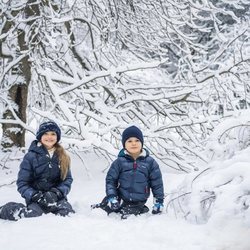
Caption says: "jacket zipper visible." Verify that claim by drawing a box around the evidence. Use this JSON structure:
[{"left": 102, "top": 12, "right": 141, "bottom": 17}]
[{"left": 130, "top": 160, "right": 137, "bottom": 201}]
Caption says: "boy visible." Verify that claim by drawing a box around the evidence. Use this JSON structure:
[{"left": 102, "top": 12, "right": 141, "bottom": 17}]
[{"left": 93, "top": 125, "right": 164, "bottom": 219}]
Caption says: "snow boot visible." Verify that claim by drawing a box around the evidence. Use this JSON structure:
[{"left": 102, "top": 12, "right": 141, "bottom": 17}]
[
  {"left": 91, "top": 196, "right": 114, "bottom": 215},
  {"left": 0, "top": 202, "right": 26, "bottom": 221}
]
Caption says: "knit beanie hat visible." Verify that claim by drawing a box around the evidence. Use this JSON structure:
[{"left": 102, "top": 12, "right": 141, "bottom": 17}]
[
  {"left": 36, "top": 121, "right": 61, "bottom": 142},
  {"left": 122, "top": 125, "right": 144, "bottom": 148}
]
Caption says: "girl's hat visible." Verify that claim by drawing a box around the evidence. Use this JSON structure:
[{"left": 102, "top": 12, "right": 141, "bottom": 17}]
[
  {"left": 122, "top": 125, "right": 144, "bottom": 148},
  {"left": 36, "top": 121, "right": 61, "bottom": 142}
]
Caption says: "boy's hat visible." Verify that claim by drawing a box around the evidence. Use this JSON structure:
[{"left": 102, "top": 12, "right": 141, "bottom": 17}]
[
  {"left": 122, "top": 125, "right": 144, "bottom": 148},
  {"left": 36, "top": 121, "right": 61, "bottom": 142}
]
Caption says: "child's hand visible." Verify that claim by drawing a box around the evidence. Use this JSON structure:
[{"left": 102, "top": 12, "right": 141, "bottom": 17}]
[
  {"left": 152, "top": 199, "right": 163, "bottom": 214},
  {"left": 108, "top": 196, "right": 120, "bottom": 211},
  {"left": 43, "top": 191, "right": 58, "bottom": 205},
  {"left": 31, "top": 191, "right": 44, "bottom": 203}
]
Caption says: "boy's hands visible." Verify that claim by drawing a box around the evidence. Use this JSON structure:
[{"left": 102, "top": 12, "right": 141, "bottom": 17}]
[
  {"left": 108, "top": 196, "right": 120, "bottom": 211},
  {"left": 152, "top": 199, "right": 164, "bottom": 214}
]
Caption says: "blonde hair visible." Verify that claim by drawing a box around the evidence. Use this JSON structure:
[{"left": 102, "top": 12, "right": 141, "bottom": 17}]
[{"left": 55, "top": 143, "right": 71, "bottom": 180}]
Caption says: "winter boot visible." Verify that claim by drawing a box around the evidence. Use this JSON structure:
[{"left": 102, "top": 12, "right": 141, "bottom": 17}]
[
  {"left": 0, "top": 202, "right": 26, "bottom": 221},
  {"left": 91, "top": 196, "right": 114, "bottom": 215}
]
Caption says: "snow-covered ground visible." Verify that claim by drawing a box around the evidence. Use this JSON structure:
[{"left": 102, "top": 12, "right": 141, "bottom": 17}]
[{"left": 0, "top": 148, "right": 250, "bottom": 250}]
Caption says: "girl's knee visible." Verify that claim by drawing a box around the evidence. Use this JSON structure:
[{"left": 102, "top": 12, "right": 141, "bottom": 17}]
[
  {"left": 25, "top": 202, "right": 44, "bottom": 217},
  {"left": 55, "top": 207, "right": 75, "bottom": 216},
  {"left": 54, "top": 200, "right": 75, "bottom": 216}
]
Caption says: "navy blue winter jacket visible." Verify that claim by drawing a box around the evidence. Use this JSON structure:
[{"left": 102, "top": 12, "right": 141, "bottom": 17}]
[
  {"left": 106, "top": 148, "right": 164, "bottom": 202},
  {"left": 17, "top": 140, "right": 73, "bottom": 203}
]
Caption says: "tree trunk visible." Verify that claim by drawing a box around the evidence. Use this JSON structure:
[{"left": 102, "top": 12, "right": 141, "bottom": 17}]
[
  {"left": 1, "top": 42, "right": 30, "bottom": 149},
  {"left": 0, "top": 2, "right": 36, "bottom": 149},
  {"left": 1, "top": 84, "right": 28, "bottom": 149}
]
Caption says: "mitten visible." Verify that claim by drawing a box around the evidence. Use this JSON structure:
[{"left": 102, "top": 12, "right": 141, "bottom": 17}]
[
  {"left": 31, "top": 191, "right": 44, "bottom": 203},
  {"left": 43, "top": 191, "right": 58, "bottom": 205},
  {"left": 108, "top": 196, "right": 120, "bottom": 212},
  {"left": 50, "top": 188, "right": 63, "bottom": 200},
  {"left": 152, "top": 199, "right": 164, "bottom": 214}
]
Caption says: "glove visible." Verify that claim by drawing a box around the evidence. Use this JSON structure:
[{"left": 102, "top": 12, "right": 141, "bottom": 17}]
[
  {"left": 50, "top": 188, "right": 63, "bottom": 200},
  {"left": 31, "top": 191, "right": 44, "bottom": 203},
  {"left": 31, "top": 191, "right": 48, "bottom": 208},
  {"left": 43, "top": 191, "right": 58, "bottom": 205},
  {"left": 152, "top": 199, "right": 164, "bottom": 214},
  {"left": 108, "top": 196, "right": 120, "bottom": 212}
]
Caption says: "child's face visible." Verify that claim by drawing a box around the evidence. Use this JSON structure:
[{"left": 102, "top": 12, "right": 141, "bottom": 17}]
[
  {"left": 125, "top": 137, "right": 142, "bottom": 158},
  {"left": 41, "top": 131, "right": 57, "bottom": 149}
]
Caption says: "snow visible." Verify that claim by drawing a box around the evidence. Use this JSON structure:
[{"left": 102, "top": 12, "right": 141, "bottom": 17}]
[{"left": 1, "top": 146, "right": 250, "bottom": 250}]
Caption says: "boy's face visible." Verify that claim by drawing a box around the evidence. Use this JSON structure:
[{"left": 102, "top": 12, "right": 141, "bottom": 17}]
[
  {"left": 41, "top": 131, "right": 57, "bottom": 149},
  {"left": 125, "top": 137, "right": 142, "bottom": 158}
]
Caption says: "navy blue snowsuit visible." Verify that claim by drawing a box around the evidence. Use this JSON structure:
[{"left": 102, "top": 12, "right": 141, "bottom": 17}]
[
  {"left": 0, "top": 141, "right": 74, "bottom": 221},
  {"left": 104, "top": 148, "right": 164, "bottom": 216},
  {"left": 17, "top": 140, "right": 72, "bottom": 203}
]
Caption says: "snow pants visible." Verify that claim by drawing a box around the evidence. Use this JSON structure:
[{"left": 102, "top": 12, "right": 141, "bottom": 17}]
[
  {"left": 92, "top": 196, "right": 149, "bottom": 219},
  {"left": 0, "top": 199, "right": 75, "bottom": 221}
]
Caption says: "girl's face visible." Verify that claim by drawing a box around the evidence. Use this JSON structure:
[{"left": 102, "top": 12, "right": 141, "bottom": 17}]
[
  {"left": 125, "top": 137, "right": 142, "bottom": 159},
  {"left": 40, "top": 131, "right": 57, "bottom": 149}
]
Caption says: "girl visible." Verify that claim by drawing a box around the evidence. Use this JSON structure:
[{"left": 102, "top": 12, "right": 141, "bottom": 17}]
[{"left": 0, "top": 121, "right": 74, "bottom": 220}]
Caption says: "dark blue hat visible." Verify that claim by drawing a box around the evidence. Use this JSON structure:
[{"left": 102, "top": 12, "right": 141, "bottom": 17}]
[
  {"left": 36, "top": 121, "right": 61, "bottom": 142},
  {"left": 122, "top": 125, "right": 144, "bottom": 148}
]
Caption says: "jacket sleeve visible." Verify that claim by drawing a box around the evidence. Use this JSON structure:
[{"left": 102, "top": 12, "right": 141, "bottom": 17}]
[
  {"left": 149, "top": 159, "right": 164, "bottom": 202},
  {"left": 105, "top": 159, "right": 120, "bottom": 198},
  {"left": 16, "top": 153, "right": 37, "bottom": 202},
  {"left": 56, "top": 168, "right": 73, "bottom": 197}
]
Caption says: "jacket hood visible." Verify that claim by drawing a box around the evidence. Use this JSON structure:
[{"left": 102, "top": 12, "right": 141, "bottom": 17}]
[
  {"left": 28, "top": 140, "right": 48, "bottom": 155},
  {"left": 118, "top": 148, "right": 149, "bottom": 159}
]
